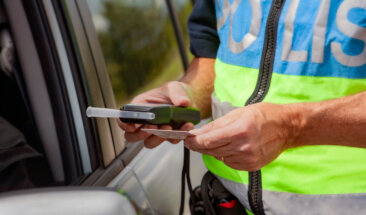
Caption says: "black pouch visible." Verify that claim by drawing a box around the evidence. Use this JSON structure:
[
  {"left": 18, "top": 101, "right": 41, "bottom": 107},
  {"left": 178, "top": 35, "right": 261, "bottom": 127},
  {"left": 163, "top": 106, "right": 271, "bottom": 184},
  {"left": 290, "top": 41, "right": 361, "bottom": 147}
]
[{"left": 190, "top": 171, "right": 248, "bottom": 215}]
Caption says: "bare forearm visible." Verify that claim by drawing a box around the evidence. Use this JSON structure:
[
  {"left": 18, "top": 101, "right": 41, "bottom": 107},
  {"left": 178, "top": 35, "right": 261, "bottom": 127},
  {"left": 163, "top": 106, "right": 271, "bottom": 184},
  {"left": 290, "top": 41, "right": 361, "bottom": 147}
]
[
  {"left": 180, "top": 57, "right": 215, "bottom": 118},
  {"left": 288, "top": 91, "right": 366, "bottom": 148}
]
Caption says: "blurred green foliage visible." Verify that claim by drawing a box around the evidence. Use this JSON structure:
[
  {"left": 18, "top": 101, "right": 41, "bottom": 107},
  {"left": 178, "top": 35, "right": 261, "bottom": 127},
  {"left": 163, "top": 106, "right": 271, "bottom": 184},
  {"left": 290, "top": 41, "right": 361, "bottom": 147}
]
[{"left": 96, "top": 0, "right": 192, "bottom": 105}]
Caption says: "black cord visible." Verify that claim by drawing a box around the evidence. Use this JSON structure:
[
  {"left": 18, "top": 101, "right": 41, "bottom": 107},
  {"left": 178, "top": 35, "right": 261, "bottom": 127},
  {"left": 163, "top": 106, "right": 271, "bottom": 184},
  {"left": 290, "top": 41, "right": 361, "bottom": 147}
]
[
  {"left": 185, "top": 148, "right": 195, "bottom": 202},
  {"left": 179, "top": 151, "right": 186, "bottom": 215},
  {"left": 179, "top": 148, "right": 196, "bottom": 215},
  {"left": 165, "top": 0, "right": 196, "bottom": 214},
  {"left": 179, "top": 147, "right": 196, "bottom": 215}
]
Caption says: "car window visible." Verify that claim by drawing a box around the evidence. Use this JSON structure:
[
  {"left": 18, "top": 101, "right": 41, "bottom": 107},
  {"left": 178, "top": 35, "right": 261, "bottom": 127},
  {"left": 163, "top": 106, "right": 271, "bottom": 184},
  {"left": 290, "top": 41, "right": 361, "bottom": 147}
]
[
  {"left": 86, "top": 0, "right": 193, "bottom": 107},
  {"left": 0, "top": 2, "right": 61, "bottom": 189}
]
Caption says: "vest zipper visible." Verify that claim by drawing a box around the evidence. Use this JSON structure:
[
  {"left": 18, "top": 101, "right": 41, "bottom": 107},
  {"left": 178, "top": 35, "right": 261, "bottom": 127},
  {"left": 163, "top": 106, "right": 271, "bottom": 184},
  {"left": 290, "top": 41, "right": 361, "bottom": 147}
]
[{"left": 244, "top": 0, "right": 286, "bottom": 214}]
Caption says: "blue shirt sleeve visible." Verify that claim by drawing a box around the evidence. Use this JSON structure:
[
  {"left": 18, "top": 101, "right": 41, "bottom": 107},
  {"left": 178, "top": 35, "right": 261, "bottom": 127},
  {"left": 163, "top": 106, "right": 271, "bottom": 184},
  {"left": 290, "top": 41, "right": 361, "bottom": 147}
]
[{"left": 188, "top": 0, "right": 219, "bottom": 58}]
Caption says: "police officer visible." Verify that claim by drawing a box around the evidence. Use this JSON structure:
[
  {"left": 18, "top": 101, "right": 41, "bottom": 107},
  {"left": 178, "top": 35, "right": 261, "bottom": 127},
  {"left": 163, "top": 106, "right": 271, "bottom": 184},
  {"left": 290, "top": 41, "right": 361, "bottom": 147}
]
[{"left": 119, "top": 0, "right": 366, "bottom": 214}]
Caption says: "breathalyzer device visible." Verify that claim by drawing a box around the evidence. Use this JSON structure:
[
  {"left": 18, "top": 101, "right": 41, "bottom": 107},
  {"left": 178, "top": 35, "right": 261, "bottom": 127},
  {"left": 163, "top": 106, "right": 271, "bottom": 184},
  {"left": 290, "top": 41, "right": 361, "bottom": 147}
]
[{"left": 86, "top": 104, "right": 201, "bottom": 128}]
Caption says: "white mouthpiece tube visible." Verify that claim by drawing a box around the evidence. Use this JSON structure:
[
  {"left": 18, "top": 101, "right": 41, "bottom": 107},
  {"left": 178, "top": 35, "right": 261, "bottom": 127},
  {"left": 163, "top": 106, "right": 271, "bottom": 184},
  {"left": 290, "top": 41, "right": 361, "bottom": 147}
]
[
  {"left": 86, "top": 107, "right": 155, "bottom": 120},
  {"left": 86, "top": 107, "right": 122, "bottom": 118}
]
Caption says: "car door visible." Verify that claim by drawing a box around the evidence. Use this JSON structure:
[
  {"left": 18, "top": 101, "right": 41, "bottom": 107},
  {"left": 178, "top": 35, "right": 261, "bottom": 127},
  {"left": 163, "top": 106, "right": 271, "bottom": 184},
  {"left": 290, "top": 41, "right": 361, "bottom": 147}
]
[
  {"left": 0, "top": 0, "right": 206, "bottom": 214},
  {"left": 0, "top": 0, "right": 134, "bottom": 213},
  {"left": 0, "top": 0, "right": 124, "bottom": 201}
]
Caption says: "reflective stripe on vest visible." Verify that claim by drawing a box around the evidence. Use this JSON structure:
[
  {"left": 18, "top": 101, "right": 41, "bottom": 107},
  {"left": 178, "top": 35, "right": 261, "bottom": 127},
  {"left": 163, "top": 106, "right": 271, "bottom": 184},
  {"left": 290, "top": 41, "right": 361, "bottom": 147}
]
[
  {"left": 208, "top": 93, "right": 366, "bottom": 214},
  {"left": 217, "top": 175, "right": 366, "bottom": 215}
]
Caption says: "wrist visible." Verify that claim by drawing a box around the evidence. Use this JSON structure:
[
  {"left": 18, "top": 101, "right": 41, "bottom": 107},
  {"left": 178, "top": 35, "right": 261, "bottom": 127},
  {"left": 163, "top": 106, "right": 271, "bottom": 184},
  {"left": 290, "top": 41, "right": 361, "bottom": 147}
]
[
  {"left": 178, "top": 81, "right": 213, "bottom": 119},
  {"left": 179, "top": 57, "right": 215, "bottom": 118},
  {"left": 282, "top": 103, "right": 310, "bottom": 148}
]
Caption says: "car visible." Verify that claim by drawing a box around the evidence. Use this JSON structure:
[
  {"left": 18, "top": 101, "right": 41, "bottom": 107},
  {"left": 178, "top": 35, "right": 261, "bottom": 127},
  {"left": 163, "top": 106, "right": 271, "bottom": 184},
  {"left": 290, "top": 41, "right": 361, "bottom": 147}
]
[{"left": 0, "top": 0, "right": 206, "bottom": 214}]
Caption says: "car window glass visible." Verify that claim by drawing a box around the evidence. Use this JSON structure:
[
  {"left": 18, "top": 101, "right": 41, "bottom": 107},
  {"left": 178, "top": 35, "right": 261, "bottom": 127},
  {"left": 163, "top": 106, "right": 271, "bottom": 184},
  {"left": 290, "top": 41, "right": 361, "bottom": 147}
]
[{"left": 86, "top": 0, "right": 193, "bottom": 107}]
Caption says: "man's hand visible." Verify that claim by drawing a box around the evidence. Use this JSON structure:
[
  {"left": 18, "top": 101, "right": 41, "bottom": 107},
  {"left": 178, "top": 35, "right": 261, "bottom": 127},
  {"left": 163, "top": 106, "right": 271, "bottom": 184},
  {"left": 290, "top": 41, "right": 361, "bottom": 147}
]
[
  {"left": 118, "top": 57, "right": 215, "bottom": 149},
  {"left": 185, "top": 103, "right": 300, "bottom": 171},
  {"left": 185, "top": 90, "right": 366, "bottom": 171},
  {"left": 118, "top": 81, "right": 195, "bottom": 148}
]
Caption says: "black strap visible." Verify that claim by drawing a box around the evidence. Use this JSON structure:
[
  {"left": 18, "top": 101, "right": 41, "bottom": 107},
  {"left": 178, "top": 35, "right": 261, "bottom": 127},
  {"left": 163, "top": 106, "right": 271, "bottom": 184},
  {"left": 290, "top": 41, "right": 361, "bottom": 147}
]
[
  {"left": 179, "top": 148, "right": 187, "bottom": 215},
  {"left": 200, "top": 171, "right": 248, "bottom": 215},
  {"left": 179, "top": 147, "right": 196, "bottom": 215},
  {"left": 200, "top": 172, "right": 217, "bottom": 215}
]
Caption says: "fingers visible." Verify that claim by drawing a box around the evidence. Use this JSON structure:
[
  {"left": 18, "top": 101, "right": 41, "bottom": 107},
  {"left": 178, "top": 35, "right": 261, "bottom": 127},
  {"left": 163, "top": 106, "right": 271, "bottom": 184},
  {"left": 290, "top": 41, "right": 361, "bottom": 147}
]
[
  {"left": 132, "top": 81, "right": 190, "bottom": 106},
  {"left": 124, "top": 124, "right": 157, "bottom": 143},
  {"left": 188, "top": 142, "right": 232, "bottom": 157},
  {"left": 117, "top": 119, "right": 139, "bottom": 132},
  {"left": 132, "top": 90, "right": 169, "bottom": 104},
  {"left": 185, "top": 125, "right": 233, "bottom": 151},
  {"left": 169, "top": 122, "right": 195, "bottom": 144},
  {"left": 181, "top": 122, "right": 195, "bottom": 132},
  {"left": 144, "top": 125, "right": 172, "bottom": 148},
  {"left": 185, "top": 111, "right": 246, "bottom": 151},
  {"left": 122, "top": 121, "right": 195, "bottom": 148},
  {"left": 124, "top": 123, "right": 188, "bottom": 148},
  {"left": 144, "top": 135, "right": 165, "bottom": 148},
  {"left": 117, "top": 80, "right": 193, "bottom": 148},
  {"left": 190, "top": 114, "right": 234, "bottom": 136},
  {"left": 167, "top": 82, "right": 190, "bottom": 107}
]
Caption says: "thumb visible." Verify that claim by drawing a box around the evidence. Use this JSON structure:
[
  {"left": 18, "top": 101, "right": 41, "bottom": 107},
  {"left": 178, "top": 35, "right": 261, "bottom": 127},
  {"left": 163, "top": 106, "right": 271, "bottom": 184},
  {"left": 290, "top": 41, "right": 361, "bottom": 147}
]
[{"left": 167, "top": 82, "right": 191, "bottom": 107}]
